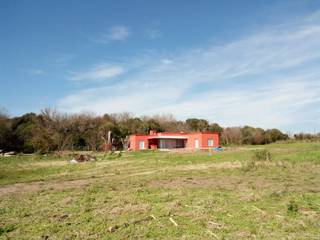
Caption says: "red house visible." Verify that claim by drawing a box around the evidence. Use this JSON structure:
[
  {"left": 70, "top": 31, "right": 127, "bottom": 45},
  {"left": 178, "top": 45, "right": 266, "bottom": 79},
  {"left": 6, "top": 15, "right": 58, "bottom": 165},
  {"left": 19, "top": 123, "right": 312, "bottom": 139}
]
[{"left": 128, "top": 130, "right": 219, "bottom": 150}]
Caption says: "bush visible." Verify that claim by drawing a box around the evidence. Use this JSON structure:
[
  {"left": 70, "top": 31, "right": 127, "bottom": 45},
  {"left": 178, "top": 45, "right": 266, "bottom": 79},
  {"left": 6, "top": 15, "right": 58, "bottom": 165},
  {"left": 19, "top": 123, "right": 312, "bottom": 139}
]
[
  {"left": 242, "top": 149, "right": 272, "bottom": 171},
  {"left": 0, "top": 224, "right": 15, "bottom": 235},
  {"left": 253, "top": 149, "right": 272, "bottom": 161},
  {"left": 287, "top": 200, "right": 299, "bottom": 214}
]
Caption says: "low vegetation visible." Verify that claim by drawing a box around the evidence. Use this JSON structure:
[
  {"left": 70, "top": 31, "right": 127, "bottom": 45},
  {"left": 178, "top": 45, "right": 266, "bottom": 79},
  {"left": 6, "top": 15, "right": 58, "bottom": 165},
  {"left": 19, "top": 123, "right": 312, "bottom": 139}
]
[{"left": 0, "top": 142, "right": 319, "bottom": 239}]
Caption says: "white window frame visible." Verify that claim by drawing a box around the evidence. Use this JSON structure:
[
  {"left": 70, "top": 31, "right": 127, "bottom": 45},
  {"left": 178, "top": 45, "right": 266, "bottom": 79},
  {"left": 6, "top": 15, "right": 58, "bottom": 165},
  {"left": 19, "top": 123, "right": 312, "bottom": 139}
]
[
  {"left": 207, "top": 138, "right": 214, "bottom": 147},
  {"left": 139, "top": 140, "right": 145, "bottom": 150}
]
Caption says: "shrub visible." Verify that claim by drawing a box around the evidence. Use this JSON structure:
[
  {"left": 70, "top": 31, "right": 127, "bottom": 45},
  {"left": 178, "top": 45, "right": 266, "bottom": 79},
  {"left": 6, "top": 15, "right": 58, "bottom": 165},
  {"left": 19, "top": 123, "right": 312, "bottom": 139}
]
[
  {"left": 253, "top": 149, "right": 272, "bottom": 161},
  {"left": 287, "top": 200, "right": 299, "bottom": 214},
  {"left": 243, "top": 149, "right": 273, "bottom": 171},
  {"left": 0, "top": 225, "right": 15, "bottom": 235}
]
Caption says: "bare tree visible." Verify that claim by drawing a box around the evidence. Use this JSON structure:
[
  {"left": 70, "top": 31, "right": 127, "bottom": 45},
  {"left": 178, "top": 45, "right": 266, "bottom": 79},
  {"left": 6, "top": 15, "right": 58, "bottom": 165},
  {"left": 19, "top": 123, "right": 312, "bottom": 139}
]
[{"left": 35, "top": 108, "right": 74, "bottom": 154}]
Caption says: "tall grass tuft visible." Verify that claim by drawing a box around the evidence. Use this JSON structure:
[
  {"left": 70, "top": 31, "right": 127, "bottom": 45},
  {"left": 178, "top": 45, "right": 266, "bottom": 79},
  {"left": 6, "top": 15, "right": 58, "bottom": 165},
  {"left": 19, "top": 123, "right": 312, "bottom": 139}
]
[
  {"left": 243, "top": 149, "right": 272, "bottom": 171},
  {"left": 287, "top": 200, "right": 299, "bottom": 214},
  {"left": 253, "top": 149, "right": 272, "bottom": 161}
]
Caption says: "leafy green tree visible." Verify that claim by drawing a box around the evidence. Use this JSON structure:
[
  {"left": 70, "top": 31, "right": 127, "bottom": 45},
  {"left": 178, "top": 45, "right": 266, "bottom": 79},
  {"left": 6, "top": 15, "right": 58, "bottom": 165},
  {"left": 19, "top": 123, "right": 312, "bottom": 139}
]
[
  {"left": 241, "top": 126, "right": 255, "bottom": 144},
  {"left": 265, "top": 129, "right": 288, "bottom": 143},
  {"left": 208, "top": 123, "right": 223, "bottom": 134},
  {"left": 139, "top": 119, "right": 163, "bottom": 134},
  {"left": 11, "top": 113, "right": 37, "bottom": 153},
  {"left": 122, "top": 117, "right": 143, "bottom": 134},
  {"left": 186, "top": 118, "right": 209, "bottom": 131},
  {"left": 0, "top": 109, "right": 12, "bottom": 151}
]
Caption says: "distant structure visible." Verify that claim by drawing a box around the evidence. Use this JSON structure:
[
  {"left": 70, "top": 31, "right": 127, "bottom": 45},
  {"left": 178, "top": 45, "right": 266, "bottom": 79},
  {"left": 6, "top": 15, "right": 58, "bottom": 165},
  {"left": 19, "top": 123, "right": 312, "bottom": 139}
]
[{"left": 128, "top": 130, "right": 219, "bottom": 150}]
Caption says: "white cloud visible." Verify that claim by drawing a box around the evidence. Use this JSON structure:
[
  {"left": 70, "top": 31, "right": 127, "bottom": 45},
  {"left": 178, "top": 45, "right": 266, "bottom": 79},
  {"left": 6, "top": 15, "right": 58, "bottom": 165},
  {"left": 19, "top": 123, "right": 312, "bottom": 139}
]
[
  {"left": 69, "top": 64, "right": 124, "bottom": 81},
  {"left": 152, "top": 76, "right": 320, "bottom": 128},
  {"left": 96, "top": 25, "right": 130, "bottom": 43},
  {"left": 59, "top": 12, "right": 320, "bottom": 132}
]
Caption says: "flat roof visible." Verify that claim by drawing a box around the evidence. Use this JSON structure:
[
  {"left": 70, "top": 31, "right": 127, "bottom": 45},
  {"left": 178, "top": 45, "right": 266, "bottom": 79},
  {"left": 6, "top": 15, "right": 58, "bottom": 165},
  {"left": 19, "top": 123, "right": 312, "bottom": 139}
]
[
  {"left": 130, "top": 131, "right": 219, "bottom": 137},
  {"left": 148, "top": 136, "right": 188, "bottom": 139}
]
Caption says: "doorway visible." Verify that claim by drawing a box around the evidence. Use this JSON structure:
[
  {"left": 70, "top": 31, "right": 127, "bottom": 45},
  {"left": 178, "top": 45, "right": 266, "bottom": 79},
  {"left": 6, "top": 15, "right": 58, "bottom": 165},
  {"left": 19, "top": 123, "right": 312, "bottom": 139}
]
[{"left": 194, "top": 139, "right": 199, "bottom": 149}]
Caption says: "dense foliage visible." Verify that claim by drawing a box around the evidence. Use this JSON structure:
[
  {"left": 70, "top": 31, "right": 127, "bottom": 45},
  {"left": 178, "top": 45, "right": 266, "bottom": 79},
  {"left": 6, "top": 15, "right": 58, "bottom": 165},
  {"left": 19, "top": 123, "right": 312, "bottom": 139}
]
[{"left": 0, "top": 108, "right": 291, "bottom": 153}]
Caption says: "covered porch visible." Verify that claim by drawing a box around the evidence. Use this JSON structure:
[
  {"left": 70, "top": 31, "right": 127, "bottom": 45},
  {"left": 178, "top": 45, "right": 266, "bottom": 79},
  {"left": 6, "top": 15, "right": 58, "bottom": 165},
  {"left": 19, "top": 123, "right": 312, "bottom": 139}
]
[{"left": 148, "top": 136, "right": 187, "bottom": 149}]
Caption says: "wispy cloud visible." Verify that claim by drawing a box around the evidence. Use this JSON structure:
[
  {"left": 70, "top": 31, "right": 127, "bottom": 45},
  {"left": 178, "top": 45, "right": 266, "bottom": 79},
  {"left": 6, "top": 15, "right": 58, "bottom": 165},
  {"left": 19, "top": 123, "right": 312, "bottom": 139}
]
[
  {"left": 95, "top": 25, "right": 130, "bottom": 43},
  {"left": 29, "top": 69, "right": 45, "bottom": 75},
  {"left": 145, "top": 28, "right": 162, "bottom": 39},
  {"left": 59, "top": 12, "right": 320, "bottom": 132},
  {"left": 53, "top": 53, "right": 76, "bottom": 66},
  {"left": 69, "top": 64, "right": 124, "bottom": 81}
]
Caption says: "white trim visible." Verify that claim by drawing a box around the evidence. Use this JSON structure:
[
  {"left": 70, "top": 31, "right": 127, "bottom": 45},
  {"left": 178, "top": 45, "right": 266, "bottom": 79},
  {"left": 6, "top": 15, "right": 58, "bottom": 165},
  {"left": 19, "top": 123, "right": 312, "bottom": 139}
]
[{"left": 149, "top": 136, "right": 187, "bottom": 139}]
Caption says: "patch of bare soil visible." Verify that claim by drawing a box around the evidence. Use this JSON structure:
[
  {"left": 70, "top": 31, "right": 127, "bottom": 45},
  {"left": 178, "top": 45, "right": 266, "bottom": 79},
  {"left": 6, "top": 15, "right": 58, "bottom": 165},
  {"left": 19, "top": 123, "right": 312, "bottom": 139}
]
[{"left": 0, "top": 178, "right": 95, "bottom": 197}]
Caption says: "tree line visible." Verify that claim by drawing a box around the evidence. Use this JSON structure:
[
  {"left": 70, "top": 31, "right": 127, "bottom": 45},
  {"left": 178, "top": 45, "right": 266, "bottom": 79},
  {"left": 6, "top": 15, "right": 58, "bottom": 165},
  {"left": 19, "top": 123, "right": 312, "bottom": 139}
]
[{"left": 0, "top": 108, "right": 291, "bottom": 153}]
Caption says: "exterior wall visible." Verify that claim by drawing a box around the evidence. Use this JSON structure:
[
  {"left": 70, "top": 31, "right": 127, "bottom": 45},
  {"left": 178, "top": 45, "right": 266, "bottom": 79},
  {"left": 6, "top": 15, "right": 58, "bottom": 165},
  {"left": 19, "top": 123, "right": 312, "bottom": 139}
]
[
  {"left": 184, "top": 132, "right": 220, "bottom": 149},
  {"left": 200, "top": 132, "right": 219, "bottom": 148},
  {"left": 129, "top": 135, "right": 149, "bottom": 150},
  {"left": 186, "top": 133, "right": 202, "bottom": 149},
  {"left": 129, "top": 131, "right": 219, "bottom": 151}
]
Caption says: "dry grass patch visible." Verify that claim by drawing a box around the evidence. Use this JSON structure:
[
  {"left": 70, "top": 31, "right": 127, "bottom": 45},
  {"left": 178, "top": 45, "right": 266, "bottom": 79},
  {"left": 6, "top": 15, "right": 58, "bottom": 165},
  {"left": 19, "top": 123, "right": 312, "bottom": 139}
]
[
  {"left": 0, "top": 178, "right": 96, "bottom": 197},
  {"left": 174, "top": 161, "right": 242, "bottom": 171}
]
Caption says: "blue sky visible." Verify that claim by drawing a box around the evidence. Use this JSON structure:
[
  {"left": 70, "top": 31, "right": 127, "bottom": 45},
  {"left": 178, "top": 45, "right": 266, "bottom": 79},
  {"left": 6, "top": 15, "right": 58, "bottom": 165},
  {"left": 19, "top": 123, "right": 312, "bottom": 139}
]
[{"left": 1, "top": 0, "right": 320, "bottom": 133}]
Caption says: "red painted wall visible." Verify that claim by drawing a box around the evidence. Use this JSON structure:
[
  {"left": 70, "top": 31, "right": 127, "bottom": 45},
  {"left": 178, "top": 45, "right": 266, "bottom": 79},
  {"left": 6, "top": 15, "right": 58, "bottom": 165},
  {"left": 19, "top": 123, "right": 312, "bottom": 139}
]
[
  {"left": 186, "top": 133, "right": 201, "bottom": 148},
  {"left": 129, "top": 135, "right": 149, "bottom": 150},
  {"left": 200, "top": 132, "right": 219, "bottom": 148},
  {"left": 186, "top": 132, "right": 219, "bottom": 149},
  {"left": 129, "top": 131, "right": 219, "bottom": 150}
]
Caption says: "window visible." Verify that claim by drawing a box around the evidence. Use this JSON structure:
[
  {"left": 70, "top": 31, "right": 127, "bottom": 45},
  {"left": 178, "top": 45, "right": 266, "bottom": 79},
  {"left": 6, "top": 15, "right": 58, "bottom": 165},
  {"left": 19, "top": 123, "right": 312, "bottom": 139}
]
[
  {"left": 207, "top": 139, "right": 214, "bottom": 147},
  {"left": 139, "top": 140, "right": 145, "bottom": 150},
  {"left": 159, "top": 139, "right": 165, "bottom": 149}
]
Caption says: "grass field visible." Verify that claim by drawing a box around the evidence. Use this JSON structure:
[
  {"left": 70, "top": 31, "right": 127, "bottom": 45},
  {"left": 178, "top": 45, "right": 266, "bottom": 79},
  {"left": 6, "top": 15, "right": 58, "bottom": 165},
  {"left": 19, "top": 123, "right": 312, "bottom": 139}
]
[{"left": 0, "top": 142, "right": 319, "bottom": 239}]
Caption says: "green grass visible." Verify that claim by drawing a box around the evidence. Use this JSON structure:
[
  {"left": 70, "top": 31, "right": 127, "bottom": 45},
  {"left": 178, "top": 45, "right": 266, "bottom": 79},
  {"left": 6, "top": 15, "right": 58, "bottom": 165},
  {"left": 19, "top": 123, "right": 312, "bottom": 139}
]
[{"left": 0, "top": 142, "right": 319, "bottom": 239}]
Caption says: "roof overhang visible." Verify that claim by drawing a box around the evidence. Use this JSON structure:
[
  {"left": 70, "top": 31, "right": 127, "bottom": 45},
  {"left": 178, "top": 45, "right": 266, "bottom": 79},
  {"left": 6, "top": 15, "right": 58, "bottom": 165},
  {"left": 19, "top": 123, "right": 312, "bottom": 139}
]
[{"left": 148, "top": 136, "right": 188, "bottom": 139}]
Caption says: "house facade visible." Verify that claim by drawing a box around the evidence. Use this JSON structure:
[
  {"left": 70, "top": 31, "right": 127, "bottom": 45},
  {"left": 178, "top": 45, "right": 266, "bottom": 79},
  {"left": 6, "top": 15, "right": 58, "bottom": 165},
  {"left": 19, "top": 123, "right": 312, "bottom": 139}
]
[{"left": 128, "top": 130, "right": 219, "bottom": 150}]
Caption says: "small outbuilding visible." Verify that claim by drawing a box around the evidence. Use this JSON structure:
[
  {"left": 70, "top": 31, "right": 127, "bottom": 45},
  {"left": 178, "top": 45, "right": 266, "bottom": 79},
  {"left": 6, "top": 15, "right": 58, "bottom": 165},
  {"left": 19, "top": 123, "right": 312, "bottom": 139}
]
[{"left": 128, "top": 130, "right": 219, "bottom": 150}]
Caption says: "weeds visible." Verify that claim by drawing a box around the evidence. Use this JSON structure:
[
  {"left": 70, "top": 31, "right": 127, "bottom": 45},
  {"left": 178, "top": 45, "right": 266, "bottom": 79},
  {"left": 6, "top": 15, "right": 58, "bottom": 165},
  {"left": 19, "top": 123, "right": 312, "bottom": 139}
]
[
  {"left": 243, "top": 149, "right": 272, "bottom": 170},
  {"left": 253, "top": 149, "right": 272, "bottom": 161},
  {"left": 100, "top": 150, "right": 122, "bottom": 160},
  {"left": 0, "top": 225, "right": 15, "bottom": 235},
  {"left": 287, "top": 200, "right": 299, "bottom": 214}
]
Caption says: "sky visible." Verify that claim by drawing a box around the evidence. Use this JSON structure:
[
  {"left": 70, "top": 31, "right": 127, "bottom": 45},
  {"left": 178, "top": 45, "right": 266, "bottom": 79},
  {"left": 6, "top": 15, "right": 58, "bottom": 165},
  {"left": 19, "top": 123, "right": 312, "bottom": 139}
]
[{"left": 1, "top": 0, "right": 320, "bottom": 133}]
